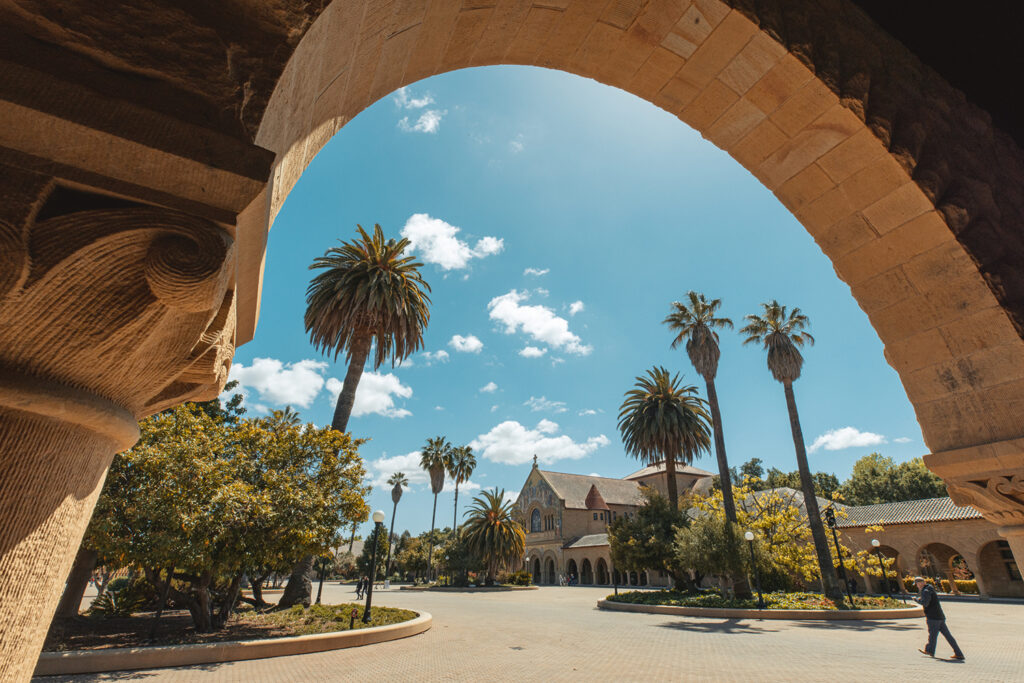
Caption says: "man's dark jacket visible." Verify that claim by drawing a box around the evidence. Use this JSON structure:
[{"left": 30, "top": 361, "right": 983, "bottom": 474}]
[{"left": 918, "top": 583, "right": 945, "bottom": 620}]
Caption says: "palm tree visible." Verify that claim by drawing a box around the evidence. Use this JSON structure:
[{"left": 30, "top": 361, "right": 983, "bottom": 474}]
[
  {"left": 448, "top": 445, "right": 477, "bottom": 532},
  {"left": 305, "top": 224, "right": 431, "bottom": 433},
  {"left": 268, "top": 406, "right": 301, "bottom": 428},
  {"left": 420, "top": 436, "right": 451, "bottom": 579},
  {"left": 618, "top": 367, "right": 711, "bottom": 510},
  {"left": 740, "top": 299, "right": 842, "bottom": 602},
  {"left": 462, "top": 489, "right": 526, "bottom": 585},
  {"left": 384, "top": 472, "right": 408, "bottom": 576},
  {"left": 664, "top": 292, "right": 737, "bottom": 522}
]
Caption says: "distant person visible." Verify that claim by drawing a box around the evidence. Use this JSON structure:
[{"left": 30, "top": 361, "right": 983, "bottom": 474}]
[
  {"left": 914, "top": 577, "right": 965, "bottom": 660},
  {"left": 355, "top": 576, "right": 364, "bottom": 599}
]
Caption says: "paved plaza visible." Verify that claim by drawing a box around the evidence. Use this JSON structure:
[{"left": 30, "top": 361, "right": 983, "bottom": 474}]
[{"left": 41, "top": 585, "right": 1022, "bottom": 682}]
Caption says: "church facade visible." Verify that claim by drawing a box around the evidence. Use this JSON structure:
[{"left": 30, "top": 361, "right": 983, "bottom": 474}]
[{"left": 517, "top": 458, "right": 713, "bottom": 587}]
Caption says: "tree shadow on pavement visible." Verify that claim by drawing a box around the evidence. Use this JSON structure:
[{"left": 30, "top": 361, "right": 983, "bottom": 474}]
[
  {"left": 790, "top": 620, "right": 918, "bottom": 632},
  {"left": 656, "top": 619, "right": 778, "bottom": 634}
]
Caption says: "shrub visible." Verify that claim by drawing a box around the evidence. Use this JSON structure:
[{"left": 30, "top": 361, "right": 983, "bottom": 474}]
[
  {"left": 500, "top": 570, "right": 532, "bottom": 586},
  {"left": 89, "top": 585, "right": 149, "bottom": 618},
  {"left": 106, "top": 577, "right": 131, "bottom": 594}
]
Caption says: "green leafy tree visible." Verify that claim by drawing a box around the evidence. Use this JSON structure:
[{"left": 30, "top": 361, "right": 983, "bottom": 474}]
[
  {"left": 86, "top": 406, "right": 368, "bottom": 630},
  {"left": 740, "top": 300, "right": 842, "bottom": 602},
  {"left": 764, "top": 468, "right": 840, "bottom": 499},
  {"left": 840, "top": 453, "right": 946, "bottom": 504},
  {"left": 448, "top": 445, "right": 477, "bottom": 531},
  {"left": 305, "top": 224, "right": 432, "bottom": 433},
  {"left": 664, "top": 292, "right": 737, "bottom": 522},
  {"left": 384, "top": 472, "right": 409, "bottom": 575},
  {"left": 420, "top": 436, "right": 452, "bottom": 577},
  {"left": 618, "top": 366, "right": 712, "bottom": 509},
  {"left": 461, "top": 489, "right": 526, "bottom": 585},
  {"left": 608, "top": 489, "right": 689, "bottom": 587},
  {"left": 674, "top": 516, "right": 748, "bottom": 593}
]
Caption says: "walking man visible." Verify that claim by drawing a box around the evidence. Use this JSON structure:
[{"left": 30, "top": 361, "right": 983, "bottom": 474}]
[
  {"left": 914, "top": 576, "right": 965, "bottom": 660},
  {"left": 355, "top": 575, "right": 364, "bottom": 599}
]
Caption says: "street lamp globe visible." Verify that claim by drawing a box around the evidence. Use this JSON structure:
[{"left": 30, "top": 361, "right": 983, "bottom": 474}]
[
  {"left": 372, "top": 509, "right": 385, "bottom": 524},
  {"left": 744, "top": 531, "right": 754, "bottom": 542},
  {"left": 871, "top": 538, "right": 880, "bottom": 548}
]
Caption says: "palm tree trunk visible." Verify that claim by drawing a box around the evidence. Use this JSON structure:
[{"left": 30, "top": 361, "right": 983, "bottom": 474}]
[
  {"left": 705, "top": 377, "right": 737, "bottom": 523},
  {"left": 385, "top": 500, "right": 397, "bottom": 577},
  {"left": 782, "top": 381, "right": 843, "bottom": 602},
  {"left": 453, "top": 481, "right": 459, "bottom": 532},
  {"left": 664, "top": 457, "right": 679, "bottom": 510},
  {"left": 426, "top": 493, "right": 438, "bottom": 581},
  {"left": 331, "top": 332, "right": 372, "bottom": 432}
]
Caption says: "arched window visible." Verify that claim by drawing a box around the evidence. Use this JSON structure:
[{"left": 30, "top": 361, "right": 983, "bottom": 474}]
[{"left": 531, "top": 508, "right": 541, "bottom": 532}]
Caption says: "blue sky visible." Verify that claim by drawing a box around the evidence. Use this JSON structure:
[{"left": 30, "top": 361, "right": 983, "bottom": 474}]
[{"left": 227, "top": 66, "right": 923, "bottom": 537}]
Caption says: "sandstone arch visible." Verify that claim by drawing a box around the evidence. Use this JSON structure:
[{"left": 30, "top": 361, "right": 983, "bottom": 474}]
[{"left": 3, "top": 0, "right": 1024, "bottom": 677}]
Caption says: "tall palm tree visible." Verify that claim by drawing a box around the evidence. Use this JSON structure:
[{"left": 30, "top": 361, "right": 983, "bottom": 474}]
[
  {"left": 448, "top": 445, "right": 477, "bottom": 532},
  {"left": 384, "top": 472, "right": 408, "bottom": 576},
  {"left": 664, "top": 292, "right": 737, "bottom": 522},
  {"left": 740, "top": 299, "right": 842, "bottom": 602},
  {"left": 268, "top": 406, "right": 301, "bottom": 428},
  {"left": 462, "top": 489, "right": 526, "bottom": 585},
  {"left": 305, "top": 224, "right": 431, "bottom": 433},
  {"left": 419, "top": 436, "right": 451, "bottom": 579},
  {"left": 618, "top": 367, "right": 712, "bottom": 510}
]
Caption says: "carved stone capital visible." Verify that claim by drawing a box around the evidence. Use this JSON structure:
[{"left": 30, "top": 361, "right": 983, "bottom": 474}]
[
  {"left": 0, "top": 197, "right": 236, "bottom": 429},
  {"left": 946, "top": 471, "right": 1024, "bottom": 526}
]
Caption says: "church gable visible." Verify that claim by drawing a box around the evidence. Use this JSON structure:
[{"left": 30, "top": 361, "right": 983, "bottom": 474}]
[{"left": 519, "top": 470, "right": 560, "bottom": 510}]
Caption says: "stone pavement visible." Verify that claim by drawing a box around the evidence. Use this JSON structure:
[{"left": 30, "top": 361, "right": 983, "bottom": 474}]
[{"left": 41, "top": 586, "right": 1023, "bottom": 682}]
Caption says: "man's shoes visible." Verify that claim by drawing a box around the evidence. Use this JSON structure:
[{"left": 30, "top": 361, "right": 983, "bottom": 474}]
[
  {"left": 918, "top": 649, "right": 934, "bottom": 657},
  {"left": 951, "top": 654, "right": 966, "bottom": 661}
]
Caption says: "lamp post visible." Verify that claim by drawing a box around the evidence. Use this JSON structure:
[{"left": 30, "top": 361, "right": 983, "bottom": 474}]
[
  {"left": 744, "top": 531, "right": 766, "bottom": 610},
  {"left": 824, "top": 506, "right": 855, "bottom": 609},
  {"left": 871, "top": 539, "right": 896, "bottom": 602},
  {"left": 362, "top": 509, "right": 385, "bottom": 623}
]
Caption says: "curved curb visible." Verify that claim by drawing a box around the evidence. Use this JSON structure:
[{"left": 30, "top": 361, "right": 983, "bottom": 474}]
[
  {"left": 400, "top": 585, "right": 539, "bottom": 592},
  {"left": 597, "top": 599, "right": 923, "bottom": 620},
  {"left": 34, "top": 611, "right": 431, "bottom": 677}
]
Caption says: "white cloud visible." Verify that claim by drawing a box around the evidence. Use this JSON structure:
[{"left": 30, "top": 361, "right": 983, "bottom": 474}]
[
  {"left": 401, "top": 214, "right": 504, "bottom": 270},
  {"left": 487, "top": 290, "right": 592, "bottom": 355},
  {"left": 503, "top": 490, "right": 520, "bottom": 507},
  {"left": 568, "top": 300, "right": 585, "bottom": 316},
  {"left": 578, "top": 409, "right": 598, "bottom": 416},
  {"left": 893, "top": 437, "right": 912, "bottom": 444},
  {"left": 397, "top": 109, "right": 447, "bottom": 133},
  {"left": 534, "top": 288, "right": 549, "bottom": 298},
  {"left": 523, "top": 267, "right": 549, "bottom": 277},
  {"left": 421, "top": 350, "right": 450, "bottom": 366},
  {"left": 450, "top": 334, "right": 484, "bottom": 353},
  {"left": 524, "top": 396, "right": 567, "bottom": 413},
  {"left": 435, "top": 406, "right": 445, "bottom": 411},
  {"left": 326, "top": 371, "right": 412, "bottom": 419},
  {"left": 471, "top": 420, "right": 610, "bottom": 465},
  {"left": 228, "top": 358, "right": 326, "bottom": 409},
  {"left": 367, "top": 451, "right": 481, "bottom": 492},
  {"left": 480, "top": 381, "right": 498, "bottom": 393},
  {"left": 393, "top": 87, "right": 434, "bottom": 109},
  {"left": 509, "top": 134, "right": 525, "bottom": 154},
  {"left": 490, "top": 405, "right": 499, "bottom": 413},
  {"left": 808, "top": 427, "right": 887, "bottom": 453},
  {"left": 519, "top": 346, "right": 547, "bottom": 358}
]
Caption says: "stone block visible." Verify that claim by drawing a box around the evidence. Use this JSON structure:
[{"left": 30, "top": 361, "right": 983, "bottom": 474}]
[
  {"left": 628, "top": 47, "right": 684, "bottom": 101},
  {"left": 535, "top": 0, "right": 604, "bottom": 68},
  {"left": 775, "top": 163, "right": 834, "bottom": 213},
  {"left": 850, "top": 266, "right": 918, "bottom": 313},
  {"left": 680, "top": 78, "right": 738, "bottom": 131},
  {"left": 924, "top": 271, "right": 1002, "bottom": 329},
  {"left": 440, "top": 7, "right": 494, "bottom": 72},
  {"left": 883, "top": 328, "right": 953, "bottom": 374},
  {"left": 706, "top": 96, "right": 766, "bottom": 150},
  {"left": 728, "top": 118, "right": 787, "bottom": 171},
  {"left": 746, "top": 53, "right": 814, "bottom": 115},
  {"left": 718, "top": 31, "right": 787, "bottom": 96},
  {"left": 663, "top": 3, "right": 714, "bottom": 59},
  {"left": 574, "top": 19, "right": 625, "bottom": 80},
  {"left": 505, "top": 6, "right": 560, "bottom": 65},
  {"left": 472, "top": 0, "right": 534, "bottom": 65},
  {"left": 368, "top": 25, "right": 420, "bottom": 106},
  {"left": 674, "top": 10, "right": 757, "bottom": 89},
  {"left": 602, "top": 29, "right": 658, "bottom": 85},
  {"left": 656, "top": 75, "right": 701, "bottom": 113},
  {"left": 940, "top": 307, "right": 1022, "bottom": 357},
  {"left": 817, "top": 126, "right": 888, "bottom": 184},
  {"left": 794, "top": 184, "right": 856, "bottom": 234},
  {"left": 757, "top": 115, "right": 851, "bottom": 188},
  {"left": 837, "top": 155, "right": 909, "bottom": 214},
  {"left": 404, "top": 1, "right": 461, "bottom": 82},
  {"left": 866, "top": 294, "right": 938, "bottom": 343},
  {"left": 814, "top": 212, "right": 877, "bottom": 260},
  {"left": 862, "top": 182, "right": 936, "bottom": 235},
  {"left": 902, "top": 239, "right": 976, "bottom": 295},
  {"left": 770, "top": 78, "right": 837, "bottom": 137}
]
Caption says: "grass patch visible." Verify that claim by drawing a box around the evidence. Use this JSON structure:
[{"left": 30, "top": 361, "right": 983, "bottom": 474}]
[
  {"left": 607, "top": 589, "right": 912, "bottom": 611},
  {"left": 45, "top": 603, "right": 418, "bottom": 651}
]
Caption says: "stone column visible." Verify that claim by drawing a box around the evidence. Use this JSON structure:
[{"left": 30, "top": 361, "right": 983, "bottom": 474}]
[
  {"left": 0, "top": 170, "right": 238, "bottom": 680},
  {"left": 997, "top": 526, "right": 1024, "bottom": 586}
]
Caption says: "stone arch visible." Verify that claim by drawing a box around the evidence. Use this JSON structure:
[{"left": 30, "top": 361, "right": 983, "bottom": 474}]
[
  {"left": 917, "top": 542, "right": 969, "bottom": 592},
  {"left": 544, "top": 555, "right": 557, "bottom": 585},
  {"left": 530, "top": 508, "right": 541, "bottom": 533},
  {"left": 581, "top": 559, "right": 594, "bottom": 585},
  {"left": 531, "top": 557, "right": 541, "bottom": 584},
  {"left": 976, "top": 540, "right": 1024, "bottom": 598},
  {"left": 250, "top": 0, "right": 1024, "bottom": 512},
  {"left": 566, "top": 559, "right": 579, "bottom": 585},
  {"left": 596, "top": 558, "right": 610, "bottom": 585}
]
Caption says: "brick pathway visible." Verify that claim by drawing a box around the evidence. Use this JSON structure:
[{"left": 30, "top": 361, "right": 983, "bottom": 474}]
[{"left": 42, "top": 586, "right": 1023, "bottom": 682}]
